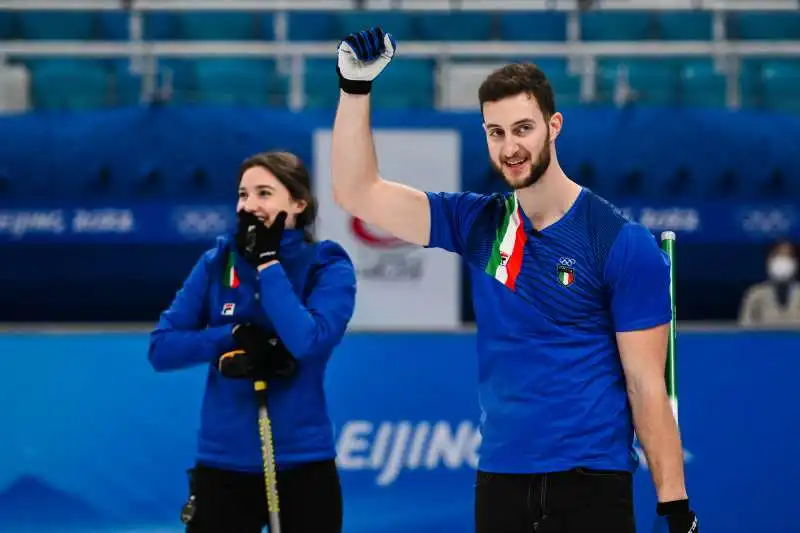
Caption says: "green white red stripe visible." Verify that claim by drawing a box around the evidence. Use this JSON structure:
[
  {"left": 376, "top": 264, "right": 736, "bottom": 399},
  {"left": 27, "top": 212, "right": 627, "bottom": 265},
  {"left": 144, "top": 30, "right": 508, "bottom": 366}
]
[
  {"left": 485, "top": 193, "right": 527, "bottom": 290},
  {"left": 225, "top": 252, "right": 239, "bottom": 288}
]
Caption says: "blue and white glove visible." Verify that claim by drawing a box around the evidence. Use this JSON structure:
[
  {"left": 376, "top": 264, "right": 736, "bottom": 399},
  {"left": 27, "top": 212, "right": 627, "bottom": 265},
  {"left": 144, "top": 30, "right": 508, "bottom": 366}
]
[{"left": 336, "top": 26, "right": 397, "bottom": 95}]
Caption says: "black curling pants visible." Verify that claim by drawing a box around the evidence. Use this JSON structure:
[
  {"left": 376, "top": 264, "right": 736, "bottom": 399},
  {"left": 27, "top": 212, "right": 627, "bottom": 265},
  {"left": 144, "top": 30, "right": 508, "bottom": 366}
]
[{"left": 183, "top": 458, "right": 342, "bottom": 533}]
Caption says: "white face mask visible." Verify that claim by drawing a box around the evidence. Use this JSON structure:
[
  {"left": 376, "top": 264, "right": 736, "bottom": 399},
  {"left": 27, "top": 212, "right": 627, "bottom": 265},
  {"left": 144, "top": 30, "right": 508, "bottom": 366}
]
[{"left": 768, "top": 255, "right": 797, "bottom": 283}]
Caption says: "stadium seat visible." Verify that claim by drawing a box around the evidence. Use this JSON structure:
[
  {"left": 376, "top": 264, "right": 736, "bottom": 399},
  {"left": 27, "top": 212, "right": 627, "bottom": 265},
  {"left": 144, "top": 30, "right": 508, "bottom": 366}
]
[
  {"left": 580, "top": 11, "right": 656, "bottom": 41},
  {"left": 258, "top": 13, "right": 276, "bottom": 41},
  {"left": 729, "top": 11, "right": 800, "bottom": 40},
  {"left": 152, "top": 59, "right": 197, "bottom": 105},
  {"left": 178, "top": 11, "right": 260, "bottom": 40},
  {"left": 29, "top": 61, "right": 109, "bottom": 110},
  {"left": 738, "top": 59, "right": 764, "bottom": 109},
  {"left": 498, "top": 12, "right": 567, "bottom": 41},
  {"left": 303, "top": 59, "right": 339, "bottom": 109},
  {"left": 98, "top": 11, "right": 129, "bottom": 40},
  {"left": 286, "top": 11, "right": 338, "bottom": 41},
  {"left": 194, "top": 59, "right": 284, "bottom": 107},
  {"left": 372, "top": 60, "right": 435, "bottom": 109},
  {"left": 19, "top": 11, "right": 96, "bottom": 40},
  {"left": 335, "top": 11, "right": 417, "bottom": 41},
  {"left": 761, "top": 60, "right": 800, "bottom": 113},
  {"left": 109, "top": 60, "right": 144, "bottom": 106},
  {"left": 143, "top": 12, "right": 178, "bottom": 40},
  {"left": 531, "top": 59, "right": 581, "bottom": 106},
  {"left": 417, "top": 12, "right": 494, "bottom": 41},
  {"left": 657, "top": 11, "right": 713, "bottom": 40},
  {"left": 680, "top": 59, "right": 727, "bottom": 108},
  {"left": 596, "top": 59, "right": 680, "bottom": 105},
  {"left": 0, "top": 12, "right": 14, "bottom": 39},
  {"left": 98, "top": 11, "right": 177, "bottom": 40}
]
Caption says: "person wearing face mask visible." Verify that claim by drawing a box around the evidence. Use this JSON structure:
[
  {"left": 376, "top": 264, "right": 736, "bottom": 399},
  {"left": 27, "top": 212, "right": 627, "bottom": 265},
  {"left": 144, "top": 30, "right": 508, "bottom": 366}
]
[
  {"left": 739, "top": 240, "right": 800, "bottom": 328},
  {"left": 148, "top": 151, "right": 356, "bottom": 533}
]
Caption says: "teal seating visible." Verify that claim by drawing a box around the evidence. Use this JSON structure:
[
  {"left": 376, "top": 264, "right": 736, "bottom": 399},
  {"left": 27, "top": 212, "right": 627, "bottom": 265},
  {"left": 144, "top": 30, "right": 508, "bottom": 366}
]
[
  {"left": 194, "top": 59, "right": 284, "bottom": 107},
  {"left": 580, "top": 11, "right": 656, "bottom": 41},
  {"left": 499, "top": 12, "right": 568, "bottom": 41},
  {"left": 680, "top": 59, "right": 727, "bottom": 108},
  {"left": 657, "top": 11, "right": 713, "bottom": 40},
  {"left": 596, "top": 59, "right": 680, "bottom": 105},
  {"left": 729, "top": 12, "right": 800, "bottom": 40},
  {"left": 178, "top": 11, "right": 260, "bottom": 40},
  {"left": 372, "top": 60, "right": 435, "bottom": 109},
  {"left": 20, "top": 11, "right": 96, "bottom": 40},
  {"left": 335, "top": 11, "right": 417, "bottom": 41},
  {"left": 762, "top": 60, "right": 800, "bottom": 113},
  {"left": 417, "top": 12, "right": 494, "bottom": 41},
  {"left": 303, "top": 59, "right": 339, "bottom": 109},
  {"left": 30, "top": 61, "right": 109, "bottom": 110},
  {"left": 286, "top": 12, "right": 338, "bottom": 41},
  {"left": 0, "top": 12, "right": 14, "bottom": 39}
]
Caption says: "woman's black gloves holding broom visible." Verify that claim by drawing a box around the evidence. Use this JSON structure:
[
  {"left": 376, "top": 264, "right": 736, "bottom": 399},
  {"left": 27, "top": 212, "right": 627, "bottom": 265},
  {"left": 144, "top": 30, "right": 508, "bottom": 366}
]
[{"left": 218, "top": 324, "right": 297, "bottom": 381}]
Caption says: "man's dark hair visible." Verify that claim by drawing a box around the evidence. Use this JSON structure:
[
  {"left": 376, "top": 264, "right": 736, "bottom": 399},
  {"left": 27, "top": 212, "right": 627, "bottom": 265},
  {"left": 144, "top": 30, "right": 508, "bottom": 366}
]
[
  {"left": 238, "top": 151, "right": 317, "bottom": 242},
  {"left": 478, "top": 63, "right": 556, "bottom": 118}
]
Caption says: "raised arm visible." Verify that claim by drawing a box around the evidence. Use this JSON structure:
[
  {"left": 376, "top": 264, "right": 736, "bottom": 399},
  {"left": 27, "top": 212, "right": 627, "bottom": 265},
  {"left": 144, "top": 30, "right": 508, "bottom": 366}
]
[
  {"left": 331, "top": 27, "right": 431, "bottom": 247},
  {"left": 331, "top": 93, "right": 431, "bottom": 246}
]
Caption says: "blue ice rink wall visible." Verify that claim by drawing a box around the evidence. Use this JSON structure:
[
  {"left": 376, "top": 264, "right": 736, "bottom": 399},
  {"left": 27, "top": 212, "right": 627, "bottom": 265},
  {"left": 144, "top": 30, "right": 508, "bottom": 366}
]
[{"left": 0, "top": 330, "right": 798, "bottom": 533}]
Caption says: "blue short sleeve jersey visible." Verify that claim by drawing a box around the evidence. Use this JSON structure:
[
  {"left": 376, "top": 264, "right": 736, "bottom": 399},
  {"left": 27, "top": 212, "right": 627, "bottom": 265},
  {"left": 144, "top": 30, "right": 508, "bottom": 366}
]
[{"left": 426, "top": 188, "right": 672, "bottom": 474}]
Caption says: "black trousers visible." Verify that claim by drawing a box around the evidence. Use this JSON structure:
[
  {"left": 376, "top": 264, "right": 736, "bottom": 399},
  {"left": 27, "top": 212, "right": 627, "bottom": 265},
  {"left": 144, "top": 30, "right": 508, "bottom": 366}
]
[
  {"left": 475, "top": 467, "right": 636, "bottom": 533},
  {"left": 183, "top": 458, "right": 343, "bottom": 533}
]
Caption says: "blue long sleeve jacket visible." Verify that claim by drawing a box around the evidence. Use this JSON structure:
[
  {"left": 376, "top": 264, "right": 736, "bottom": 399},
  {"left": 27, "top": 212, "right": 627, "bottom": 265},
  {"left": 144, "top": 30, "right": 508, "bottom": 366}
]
[{"left": 148, "top": 229, "right": 357, "bottom": 472}]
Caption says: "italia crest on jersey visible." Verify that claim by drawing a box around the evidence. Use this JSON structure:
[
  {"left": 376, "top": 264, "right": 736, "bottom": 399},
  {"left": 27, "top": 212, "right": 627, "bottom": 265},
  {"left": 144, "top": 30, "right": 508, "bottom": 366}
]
[{"left": 557, "top": 257, "right": 576, "bottom": 287}]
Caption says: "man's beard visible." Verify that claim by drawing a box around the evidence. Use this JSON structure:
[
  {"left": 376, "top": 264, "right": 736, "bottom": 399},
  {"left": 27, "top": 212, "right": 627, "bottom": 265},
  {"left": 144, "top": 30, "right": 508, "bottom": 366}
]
[{"left": 491, "top": 131, "right": 552, "bottom": 190}]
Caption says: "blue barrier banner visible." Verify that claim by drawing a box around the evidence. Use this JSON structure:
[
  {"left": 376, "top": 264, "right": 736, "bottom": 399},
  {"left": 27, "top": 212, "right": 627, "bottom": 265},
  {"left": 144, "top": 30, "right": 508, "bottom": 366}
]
[
  {"left": 0, "top": 203, "right": 235, "bottom": 244},
  {"left": 0, "top": 330, "right": 798, "bottom": 533},
  {"left": 620, "top": 202, "right": 800, "bottom": 243},
  {"left": 0, "top": 201, "right": 797, "bottom": 245}
]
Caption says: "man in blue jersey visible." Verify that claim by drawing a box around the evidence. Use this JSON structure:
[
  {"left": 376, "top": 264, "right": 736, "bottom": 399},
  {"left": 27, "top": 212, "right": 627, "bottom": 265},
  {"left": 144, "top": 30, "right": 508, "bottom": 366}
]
[{"left": 330, "top": 28, "right": 698, "bottom": 533}]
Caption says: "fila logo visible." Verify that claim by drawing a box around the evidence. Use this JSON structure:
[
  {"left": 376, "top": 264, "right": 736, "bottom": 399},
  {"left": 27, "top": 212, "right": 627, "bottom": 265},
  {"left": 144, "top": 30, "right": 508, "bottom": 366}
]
[{"left": 221, "top": 303, "right": 236, "bottom": 316}]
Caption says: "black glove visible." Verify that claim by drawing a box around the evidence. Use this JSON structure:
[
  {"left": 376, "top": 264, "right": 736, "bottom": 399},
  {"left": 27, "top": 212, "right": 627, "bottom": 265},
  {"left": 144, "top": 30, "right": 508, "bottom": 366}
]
[
  {"left": 218, "top": 324, "right": 297, "bottom": 381},
  {"left": 234, "top": 210, "right": 287, "bottom": 267},
  {"left": 657, "top": 499, "right": 698, "bottom": 533}
]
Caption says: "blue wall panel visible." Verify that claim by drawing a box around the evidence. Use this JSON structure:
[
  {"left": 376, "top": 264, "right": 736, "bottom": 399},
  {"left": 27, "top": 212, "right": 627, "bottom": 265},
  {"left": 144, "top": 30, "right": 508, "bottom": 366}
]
[{"left": 0, "top": 330, "right": 798, "bottom": 532}]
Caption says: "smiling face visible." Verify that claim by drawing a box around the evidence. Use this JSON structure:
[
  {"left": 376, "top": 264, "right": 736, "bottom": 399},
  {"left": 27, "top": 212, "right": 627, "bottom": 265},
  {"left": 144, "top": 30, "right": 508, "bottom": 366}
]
[
  {"left": 236, "top": 165, "right": 307, "bottom": 229},
  {"left": 483, "top": 92, "right": 556, "bottom": 189},
  {"left": 478, "top": 63, "right": 562, "bottom": 190}
]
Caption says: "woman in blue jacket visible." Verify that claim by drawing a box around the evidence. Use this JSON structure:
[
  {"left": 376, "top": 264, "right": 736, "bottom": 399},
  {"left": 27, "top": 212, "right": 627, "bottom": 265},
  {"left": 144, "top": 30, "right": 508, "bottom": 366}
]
[{"left": 148, "top": 151, "right": 357, "bottom": 533}]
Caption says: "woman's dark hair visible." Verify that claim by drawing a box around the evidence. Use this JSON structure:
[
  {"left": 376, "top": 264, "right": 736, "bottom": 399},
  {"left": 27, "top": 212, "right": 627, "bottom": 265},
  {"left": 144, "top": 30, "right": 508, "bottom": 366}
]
[{"left": 238, "top": 151, "right": 317, "bottom": 242}]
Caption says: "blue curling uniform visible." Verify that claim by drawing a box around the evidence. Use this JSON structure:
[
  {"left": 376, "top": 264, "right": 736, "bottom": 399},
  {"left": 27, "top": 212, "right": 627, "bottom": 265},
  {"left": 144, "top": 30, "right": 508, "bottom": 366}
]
[
  {"left": 426, "top": 188, "right": 671, "bottom": 474},
  {"left": 148, "top": 230, "right": 356, "bottom": 472}
]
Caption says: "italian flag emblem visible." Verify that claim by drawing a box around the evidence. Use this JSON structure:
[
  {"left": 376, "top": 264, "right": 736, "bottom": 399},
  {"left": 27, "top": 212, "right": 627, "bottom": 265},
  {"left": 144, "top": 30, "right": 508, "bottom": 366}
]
[
  {"left": 557, "top": 264, "right": 575, "bottom": 287},
  {"left": 224, "top": 252, "right": 239, "bottom": 289},
  {"left": 485, "top": 193, "right": 528, "bottom": 290}
]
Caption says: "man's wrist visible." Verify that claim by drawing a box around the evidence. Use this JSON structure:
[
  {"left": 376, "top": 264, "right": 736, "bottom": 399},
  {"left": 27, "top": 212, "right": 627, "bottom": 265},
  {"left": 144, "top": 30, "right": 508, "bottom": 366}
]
[
  {"left": 656, "top": 487, "right": 689, "bottom": 504},
  {"left": 257, "top": 260, "right": 279, "bottom": 272}
]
